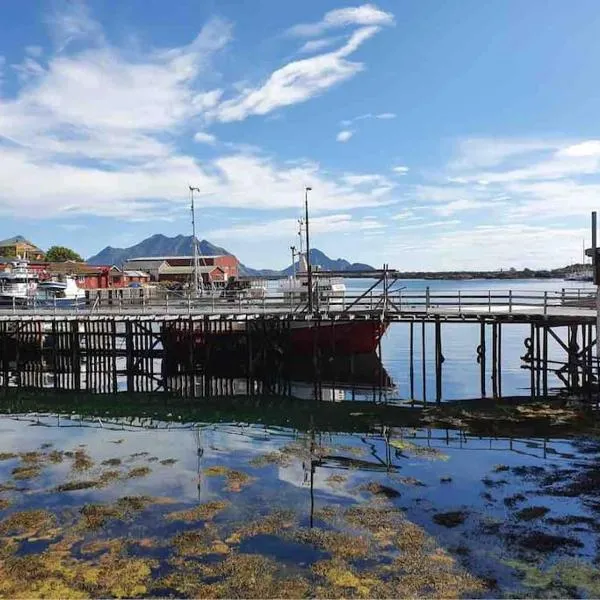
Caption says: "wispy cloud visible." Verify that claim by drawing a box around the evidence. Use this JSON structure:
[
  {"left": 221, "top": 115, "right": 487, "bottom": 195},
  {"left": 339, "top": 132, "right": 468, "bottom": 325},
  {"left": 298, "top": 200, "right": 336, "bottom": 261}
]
[
  {"left": 0, "top": 4, "right": 398, "bottom": 220},
  {"left": 287, "top": 4, "right": 394, "bottom": 37},
  {"left": 392, "top": 165, "right": 408, "bottom": 175},
  {"left": 298, "top": 37, "right": 342, "bottom": 55},
  {"left": 206, "top": 213, "right": 384, "bottom": 240},
  {"left": 209, "top": 25, "right": 387, "bottom": 123},
  {"left": 340, "top": 112, "right": 396, "bottom": 126}
]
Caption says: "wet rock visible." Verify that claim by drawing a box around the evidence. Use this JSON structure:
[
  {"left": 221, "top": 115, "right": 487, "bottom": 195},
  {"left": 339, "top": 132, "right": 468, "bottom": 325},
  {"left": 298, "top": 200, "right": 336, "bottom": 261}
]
[{"left": 433, "top": 511, "right": 468, "bottom": 528}]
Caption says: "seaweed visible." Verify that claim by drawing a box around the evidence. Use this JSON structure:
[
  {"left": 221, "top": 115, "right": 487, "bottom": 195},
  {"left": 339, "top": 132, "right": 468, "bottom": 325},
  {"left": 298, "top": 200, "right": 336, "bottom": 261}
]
[
  {"left": 515, "top": 506, "right": 550, "bottom": 521},
  {"left": 205, "top": 466, "right": 254, "bottom": 492},
  {"left": 166, "top": 500, "right": 230, "bottom": 523},
  {"left": 433, "top": 511, "right": 468, "bottom": 528},
  {"left": 126, "top": 466, "right": 151, "bottom": 479}
]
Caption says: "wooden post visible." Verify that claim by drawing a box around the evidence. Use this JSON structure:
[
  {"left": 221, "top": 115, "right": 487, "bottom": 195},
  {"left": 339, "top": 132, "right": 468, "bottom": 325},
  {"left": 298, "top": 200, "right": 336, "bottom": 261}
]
[
  {"left": 421, "top": 321, "right": 426, "bottom": 403},
  {"left": 479, "top": 319, "right": 486, "bottom": 398},
  {"left": 542, "top": 324, "right": 548, "bottom": 397},
  {"left": 498, "top": 322, "right": 502, "bottom": 398},
  {"left": 491, "top": 321, "right": 497, "bottom": 399},
  {"left": 125, "top": 320, "right": 134, "bottom": 393},
  {"left": 409, "top": 321, "right": 415, "bottom": 401},
  {"left": 434, "top": 317, "right": 442, "bottom": 403}
]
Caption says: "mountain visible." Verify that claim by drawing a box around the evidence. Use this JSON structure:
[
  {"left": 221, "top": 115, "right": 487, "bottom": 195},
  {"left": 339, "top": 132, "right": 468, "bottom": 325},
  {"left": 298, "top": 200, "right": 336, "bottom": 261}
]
[
  {"left": 87, "top": 234, "right": 232, "bottom": 266},
  {"left": 281, "top": 249, "right": 374, "bottom": 275},
  {"left": 87, "top": 234, "right": 374, "bottom": 274}
]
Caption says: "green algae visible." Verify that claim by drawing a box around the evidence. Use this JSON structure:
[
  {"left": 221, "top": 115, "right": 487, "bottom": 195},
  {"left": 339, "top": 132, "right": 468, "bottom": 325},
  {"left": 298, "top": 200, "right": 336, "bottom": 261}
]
[
  {"left": 505, "top": 559, "right": 600, "bottom": 597},
  {"left": 159, "top": 458, "right": 177, "bottom": 466},
  {"left": 101, "top": 458, "right": 121, "bottom": 467},
  {"left": 0, "top": 498, "right": 11, "bottom": 510},
  {"left": 249, "top": 451, "right": 292, "bottom": 468},
  {"left": 0, "top": 452, "right": 18, "bottom": 461}
]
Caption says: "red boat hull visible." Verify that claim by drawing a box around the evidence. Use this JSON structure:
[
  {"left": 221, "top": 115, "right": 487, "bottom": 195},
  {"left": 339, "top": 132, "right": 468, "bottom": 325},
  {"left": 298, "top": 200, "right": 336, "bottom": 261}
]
[
  {"left": 288, "top": 320, "right": 388, "bottom": 355},
  {"left": 161, "top": 319, "right": 388, "bottom": 359}
]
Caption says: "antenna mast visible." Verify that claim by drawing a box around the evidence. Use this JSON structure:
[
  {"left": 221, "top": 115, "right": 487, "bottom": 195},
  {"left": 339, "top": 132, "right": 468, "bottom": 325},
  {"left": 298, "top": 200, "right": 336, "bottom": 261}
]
[{"left": 189, "top": 186, "right": 201, "bottom": 297}]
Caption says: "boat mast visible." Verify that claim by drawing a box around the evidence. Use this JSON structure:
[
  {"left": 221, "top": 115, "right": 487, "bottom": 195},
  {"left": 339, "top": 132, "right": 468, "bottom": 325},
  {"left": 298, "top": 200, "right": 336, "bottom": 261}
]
[
  {"left": 304, "top": 186, "right": 313, "bottom": 312},
  {"left": 189, "top": 185, "right": 201, "bottom": 297}
]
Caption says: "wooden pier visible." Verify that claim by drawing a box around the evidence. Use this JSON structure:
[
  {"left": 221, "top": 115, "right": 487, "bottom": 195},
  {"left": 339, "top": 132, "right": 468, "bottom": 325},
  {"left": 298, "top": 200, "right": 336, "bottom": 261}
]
[{"left": 0, "top": 283, "right": 598, "bottom": 403}]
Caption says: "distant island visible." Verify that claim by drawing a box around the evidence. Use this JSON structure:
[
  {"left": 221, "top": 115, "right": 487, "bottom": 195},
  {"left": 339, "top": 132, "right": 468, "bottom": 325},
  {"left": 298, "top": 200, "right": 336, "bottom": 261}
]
[{"left": 85, "top": 234, "right": 592, "bottom": 280}]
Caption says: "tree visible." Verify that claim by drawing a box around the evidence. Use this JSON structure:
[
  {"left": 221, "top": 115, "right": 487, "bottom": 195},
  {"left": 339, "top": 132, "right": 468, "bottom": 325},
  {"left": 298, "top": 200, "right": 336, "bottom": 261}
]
[{"left": 45, "top": 246, "right": 83, "bottom": 262}]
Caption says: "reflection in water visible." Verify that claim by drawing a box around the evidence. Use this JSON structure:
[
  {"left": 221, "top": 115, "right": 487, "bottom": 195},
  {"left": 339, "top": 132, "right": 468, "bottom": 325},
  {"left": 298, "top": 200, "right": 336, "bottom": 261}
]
[{"left": 0, "top": 405, "right": 598, "bottom": 597}]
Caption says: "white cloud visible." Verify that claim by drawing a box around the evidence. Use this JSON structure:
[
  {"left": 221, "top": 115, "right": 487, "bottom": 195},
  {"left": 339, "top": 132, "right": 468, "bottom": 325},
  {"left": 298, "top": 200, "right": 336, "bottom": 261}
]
[
  {"left": 392, "top": 165, "right": 409, "bottom": 174},
  {"left": 209, "top": 26, "right": 384, "bottom": 123},
  {"left": 298, "top": 37, "right": 341, "bottom": 55},
  {"left": 287, "top": 4, "right": 394, "bottom": 37},
  {"left": 337, "top": 130, "right": 353, "bottom": 142},
  {"left": 341, "top": 112, "right": 395, "bottom": 126},
  {"left": 206, "top": 214, "right": 384, "bottom": 241},
  {"left": 449, "top": 137, "right": 565, "bottom": 170},
  {"left": 193, "top": 131, "right": 216, "bottom": 144},
  {"left": 0, "top": 6, "right": 396, "bottom": 221}
]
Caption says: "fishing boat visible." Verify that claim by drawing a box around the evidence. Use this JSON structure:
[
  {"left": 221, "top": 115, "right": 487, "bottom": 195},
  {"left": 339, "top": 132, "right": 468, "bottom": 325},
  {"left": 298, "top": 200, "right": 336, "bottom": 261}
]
[
  {"left": 0, "top": 260, "right": 39, "bottom": 306},
  {"left": 161, "top": 188, "right": 388, "bottom": 360},
  {"left": 35, "top": 277, "right": 86, "bottom": 308}
]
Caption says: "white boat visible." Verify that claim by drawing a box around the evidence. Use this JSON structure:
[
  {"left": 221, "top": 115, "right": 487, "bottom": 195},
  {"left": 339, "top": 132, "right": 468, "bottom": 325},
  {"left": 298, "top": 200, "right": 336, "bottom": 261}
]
[
  {"left": 35, "top": 277, "right": 86, "bottom": 307},
  {"left": 564, "top": 267, "right": 593, "bottom": 282},
  {"left": 278, "top": 250, "right": 346, "bottom": 300},
  {"left": 0, "top": 260, "right": 38, "bottom": 305}
]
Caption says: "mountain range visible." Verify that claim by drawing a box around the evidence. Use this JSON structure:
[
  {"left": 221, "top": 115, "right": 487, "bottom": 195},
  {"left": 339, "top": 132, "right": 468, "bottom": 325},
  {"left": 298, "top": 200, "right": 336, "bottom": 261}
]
[{"left": 87, "top": 234, "right": 374, "bottom": 275}]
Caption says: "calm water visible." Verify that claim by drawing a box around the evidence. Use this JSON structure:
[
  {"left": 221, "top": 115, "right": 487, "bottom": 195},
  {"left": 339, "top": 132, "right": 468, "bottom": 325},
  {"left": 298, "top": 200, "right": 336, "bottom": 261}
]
[{"left": 0, "top": 278, "right": 598, "bottom": 597}]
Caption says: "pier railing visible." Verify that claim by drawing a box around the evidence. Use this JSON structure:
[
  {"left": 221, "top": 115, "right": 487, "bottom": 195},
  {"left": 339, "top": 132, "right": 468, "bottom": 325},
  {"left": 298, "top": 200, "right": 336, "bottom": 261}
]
[{"left": 0, "top": 286, "right": 595, "bottom": 318}]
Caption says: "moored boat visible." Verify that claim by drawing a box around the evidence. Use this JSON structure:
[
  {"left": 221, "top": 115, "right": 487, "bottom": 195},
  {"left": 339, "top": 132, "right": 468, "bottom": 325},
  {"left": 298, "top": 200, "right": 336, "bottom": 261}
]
[
  {"left": 35, "top": 277, "right": 86, "bottom": 308},
  {"left": 0, "top": 260, "right": 38, "bottom": 306}
]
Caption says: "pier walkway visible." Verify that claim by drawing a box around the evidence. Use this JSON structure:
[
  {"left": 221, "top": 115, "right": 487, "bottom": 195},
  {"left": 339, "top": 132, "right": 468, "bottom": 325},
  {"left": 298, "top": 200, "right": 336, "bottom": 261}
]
[{"left": 0, "top": 288, "right": 595, "bottom": 323}]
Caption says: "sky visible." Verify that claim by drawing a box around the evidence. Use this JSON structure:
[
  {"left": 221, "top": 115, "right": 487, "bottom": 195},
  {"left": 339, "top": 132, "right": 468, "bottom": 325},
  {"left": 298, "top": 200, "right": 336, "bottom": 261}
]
[{"left": 0, "top": 0, "right": 599, "bottom": 270}]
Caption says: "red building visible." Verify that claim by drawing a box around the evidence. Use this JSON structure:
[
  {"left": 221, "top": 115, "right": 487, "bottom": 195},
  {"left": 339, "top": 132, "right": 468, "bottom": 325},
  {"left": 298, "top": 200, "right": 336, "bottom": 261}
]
[{"left": 123, "top": 255, "right": 239, "bottom": 284}]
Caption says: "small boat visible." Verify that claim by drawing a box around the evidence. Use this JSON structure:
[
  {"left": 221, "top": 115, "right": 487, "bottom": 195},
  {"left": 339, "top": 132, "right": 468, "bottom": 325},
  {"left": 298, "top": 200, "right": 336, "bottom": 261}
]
[
  {"left": 0, "top": 260, "right": 39, "bottom": 306},
  {"left": 564, "top": 268, "right": 593, "bottom": 282},
  {"left": 35, "top": 277, "right": 86, "bottom": 308}
]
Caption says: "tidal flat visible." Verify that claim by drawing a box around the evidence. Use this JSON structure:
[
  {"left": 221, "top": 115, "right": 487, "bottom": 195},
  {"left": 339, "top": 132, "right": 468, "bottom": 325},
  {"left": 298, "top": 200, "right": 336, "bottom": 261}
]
[{"left": 0, "top": 410, "right": 598, "bottom": 598}]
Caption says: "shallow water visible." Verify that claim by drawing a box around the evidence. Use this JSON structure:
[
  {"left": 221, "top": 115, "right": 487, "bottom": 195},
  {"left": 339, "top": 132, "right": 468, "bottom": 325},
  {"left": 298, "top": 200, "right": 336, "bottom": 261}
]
[
  {"left": 0, "top": 409, "right": 599, "bottom": 598},
  {"left": 0, "top": 278, "right": 598, "bottom": 597}
]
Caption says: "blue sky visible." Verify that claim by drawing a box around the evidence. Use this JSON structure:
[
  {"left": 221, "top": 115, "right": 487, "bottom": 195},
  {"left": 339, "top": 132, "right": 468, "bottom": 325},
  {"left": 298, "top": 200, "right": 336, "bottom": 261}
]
[{"left": 0, "top": 0, "right": 599, "bottom": 269}]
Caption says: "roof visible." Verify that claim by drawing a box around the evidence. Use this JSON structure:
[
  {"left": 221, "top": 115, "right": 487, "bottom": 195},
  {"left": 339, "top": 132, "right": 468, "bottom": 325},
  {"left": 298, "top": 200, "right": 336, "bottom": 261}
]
[
  {"left": 158, "top": 265, "right": 224, "bottom": 275},
  {"left": 0, "top": 235, "right": 42, "bottom": 250},
  {"left": 122, "top": 270, "right": 150, "bottom": 278},
  {"left": 44, "top": 262, "right": 121, "bottom": 275}
]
